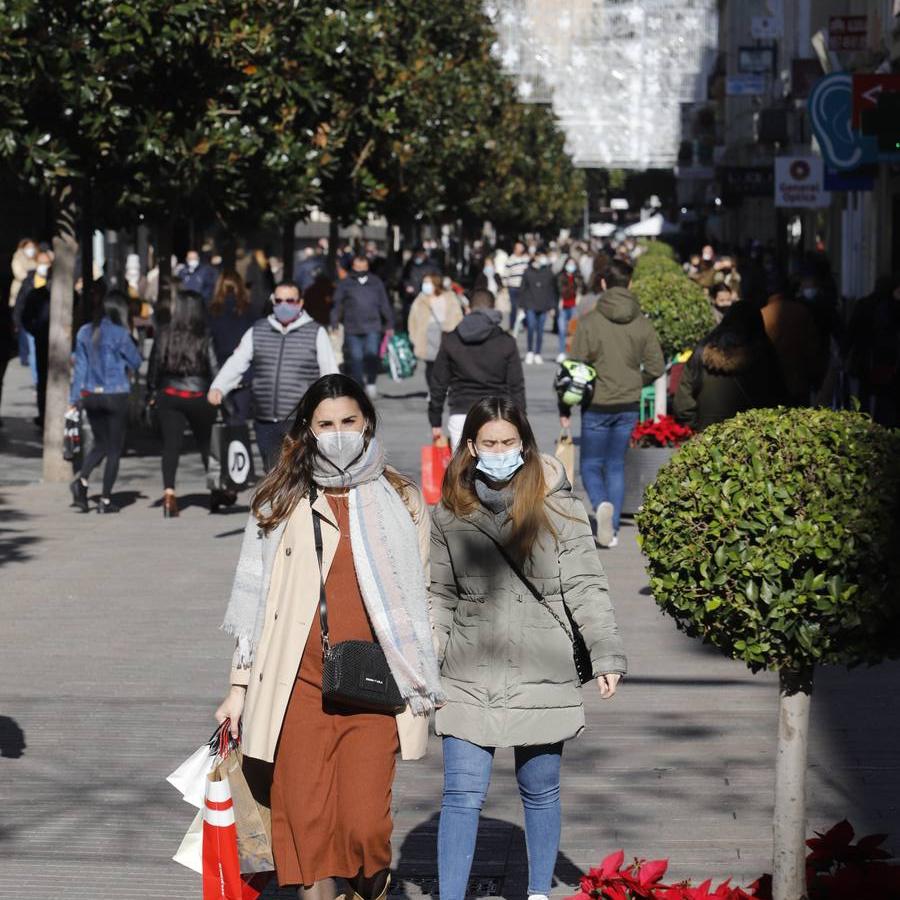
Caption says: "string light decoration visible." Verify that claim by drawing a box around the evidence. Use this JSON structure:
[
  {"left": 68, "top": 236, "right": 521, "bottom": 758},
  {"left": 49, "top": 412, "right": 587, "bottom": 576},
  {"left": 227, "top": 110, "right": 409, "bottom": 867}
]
[{"left": 486, "top": 0, "right": 718, "bottom": 169}]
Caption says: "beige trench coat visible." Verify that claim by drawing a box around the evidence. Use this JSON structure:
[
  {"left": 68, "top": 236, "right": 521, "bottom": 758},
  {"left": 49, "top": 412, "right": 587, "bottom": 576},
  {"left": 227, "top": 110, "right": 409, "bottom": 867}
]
[{"left": 227, "top": 481, "right": 431, "bottom": 763}]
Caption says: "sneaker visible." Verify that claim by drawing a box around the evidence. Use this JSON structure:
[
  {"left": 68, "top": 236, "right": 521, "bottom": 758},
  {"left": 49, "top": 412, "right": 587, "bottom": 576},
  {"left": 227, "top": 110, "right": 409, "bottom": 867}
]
[
  {"left": 595, "top": 501, "right": 615, "bottom": 547},
  {"left": 556, "top": 352, "right": 566, "bottom": 363},
  {"left": 365, "top": 384, "right": 378, "bottom": 400},
  {"left": 534, "top": 354, "right": 544, "bottom": 365},
  {"left": 97, "top": 497, "right": 120, "bottom": 514},
  {"left": 69, "top": 478, "right": 89, "bottom": 513},
  {"left": 608, "top": 533, "right": 619, "bottom": 548},
  {"left": 525, "top": 351, "right": 534, "bottom": 365}
]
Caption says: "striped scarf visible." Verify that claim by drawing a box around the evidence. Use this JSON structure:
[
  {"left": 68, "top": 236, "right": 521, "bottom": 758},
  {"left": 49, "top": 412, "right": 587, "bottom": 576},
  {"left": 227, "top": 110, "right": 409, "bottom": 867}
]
[{"left": 227, "top": 437, "right": 444, "bottom": 714}]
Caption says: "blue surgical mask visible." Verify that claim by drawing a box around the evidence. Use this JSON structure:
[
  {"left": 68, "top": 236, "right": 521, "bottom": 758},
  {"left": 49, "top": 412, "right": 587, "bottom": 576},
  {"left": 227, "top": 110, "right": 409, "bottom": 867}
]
[
  {"left": 273, "top": 301, "right": 301, "bottom": 324},
  {"left": 475, "top": 446, "right": 525, "bottom": 481}
]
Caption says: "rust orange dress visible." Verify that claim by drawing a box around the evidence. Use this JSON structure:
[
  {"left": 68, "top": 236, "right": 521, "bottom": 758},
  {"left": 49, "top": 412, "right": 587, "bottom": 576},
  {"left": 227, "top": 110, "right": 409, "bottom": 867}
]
[{"left": 270, "top": 494, "right": 400, "bottom": 888}]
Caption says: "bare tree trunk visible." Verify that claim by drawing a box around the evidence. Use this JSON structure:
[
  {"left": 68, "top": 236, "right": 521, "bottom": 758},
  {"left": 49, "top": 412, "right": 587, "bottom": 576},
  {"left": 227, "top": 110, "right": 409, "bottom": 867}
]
[
  {"left": 156, "top": 218, "right": 174, "bottom": 307},
  {"left": 281, "top": 219, "right": 295, "bottom": 282},
  {"left": 327, "top": 216, "right": 339, "bottom": 279},
  {"left": 654, "top": 372, "right": 667, "bottom": 417},
  {"left": 42, "top": 189, "right": 78, "bottom": 482},
  {"left": 773, "top": 668, "right": 813, "bottom": 900}
]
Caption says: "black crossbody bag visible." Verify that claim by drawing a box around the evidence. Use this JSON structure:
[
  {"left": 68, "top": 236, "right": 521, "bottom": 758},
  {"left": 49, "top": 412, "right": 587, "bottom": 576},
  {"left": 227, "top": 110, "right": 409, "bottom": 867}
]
[
  {"left": 309, "top": 486, "right": 406, "bottom": 713},
  {"left": 490, "top": 537, "right": 594, "bottom": 685}
]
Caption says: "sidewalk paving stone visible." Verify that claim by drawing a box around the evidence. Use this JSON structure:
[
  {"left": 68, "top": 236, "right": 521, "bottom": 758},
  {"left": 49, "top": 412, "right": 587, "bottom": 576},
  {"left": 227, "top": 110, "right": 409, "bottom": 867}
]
[{"left": 1, "top": 348, "right": 898, "bottom": 899}]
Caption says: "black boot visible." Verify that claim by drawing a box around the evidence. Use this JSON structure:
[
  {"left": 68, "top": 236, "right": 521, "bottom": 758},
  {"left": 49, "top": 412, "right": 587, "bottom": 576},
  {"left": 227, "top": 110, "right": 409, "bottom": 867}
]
[
  {"left": 97, "top": 497, "right": 120, "bottom": 514},
  {"left": 70, "top": 478, "right": 89, "bottom": 513}
]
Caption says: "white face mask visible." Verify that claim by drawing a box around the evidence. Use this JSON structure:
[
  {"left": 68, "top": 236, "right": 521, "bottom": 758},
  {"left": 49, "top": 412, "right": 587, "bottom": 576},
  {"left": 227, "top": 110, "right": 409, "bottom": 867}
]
[
  {"left": 36, "top": 264, "right": 49, "bottom": 277},
  {"left": 315, "top": 429, "right": 365, "bottom": 472},
  {"left": 483, "top": 265, "right": 495, "bottom": 277},
  {"left": 187, "top": 258, "right": 199, "bottom": 270},
  {"left": 565, "top": 262, "right": 577, "bottom": 273},
  {"left": 24, "top": 246, "right": 36, "bottom": 259},
  {"left": 421, "top": 280, "right": 436, "bottom": 296},
  {"left": 537, "top": 256, "right": 549, "bottom": 267}
]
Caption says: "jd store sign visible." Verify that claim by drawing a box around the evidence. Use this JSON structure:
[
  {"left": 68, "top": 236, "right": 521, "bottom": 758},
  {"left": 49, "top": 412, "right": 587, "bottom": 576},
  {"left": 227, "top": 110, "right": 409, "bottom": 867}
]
[{"left": 774, "top": 156, "right": 829, "bottom": 208}]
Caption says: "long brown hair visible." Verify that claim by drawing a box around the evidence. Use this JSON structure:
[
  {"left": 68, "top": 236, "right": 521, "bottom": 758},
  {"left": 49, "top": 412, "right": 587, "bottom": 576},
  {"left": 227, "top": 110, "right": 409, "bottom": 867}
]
[
  {"left": 252, "top": 374, "right": 411, "bottom": 533},
  {"left": 210, "top": 270, "right": 249, "bottom": 316},
  {"left": 441, "top": 397, "right": 555, "bottom": 559}
]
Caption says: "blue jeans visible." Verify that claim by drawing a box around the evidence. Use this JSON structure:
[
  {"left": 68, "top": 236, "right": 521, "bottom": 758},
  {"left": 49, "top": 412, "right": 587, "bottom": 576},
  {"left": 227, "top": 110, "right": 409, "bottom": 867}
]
[
  {"left": 438, "top": 736, "right": 563, "bottom": 899},
  {"left": 579, "top": 409, "right": 639, "bottom": 531},
  {"left": 558, "top": 306, "right": 576, "bottom": 355},
  {"left": 525, "top": 310, "right": 547, "bottom": 355},
  {"left": 508, "top": 287, "right": 521, "bottom": 331},
  {"left": 254, "top": 419, "right": 291, "bottom": 472},
  {"left": 345, "top": 331, "right": 381, "bottom": 386}
]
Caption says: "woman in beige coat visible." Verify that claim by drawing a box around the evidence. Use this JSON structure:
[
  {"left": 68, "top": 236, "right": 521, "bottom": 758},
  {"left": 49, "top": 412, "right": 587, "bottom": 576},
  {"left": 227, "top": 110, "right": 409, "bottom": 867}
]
[
  {"left": 407, "top": 273, "right": 464, "bottom": 396},
  {"left": 216, "top": 373, "right": 443, "bottom": 900}
]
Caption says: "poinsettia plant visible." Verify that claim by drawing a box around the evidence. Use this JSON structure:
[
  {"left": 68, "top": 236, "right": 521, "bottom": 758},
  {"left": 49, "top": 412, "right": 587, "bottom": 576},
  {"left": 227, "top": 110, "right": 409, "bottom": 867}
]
[
  {"left": 566, "top": 823, "right": 900, "bottom": 900},
  {"left": 630, "top": 415, "right": 693, "bottom": 449}
]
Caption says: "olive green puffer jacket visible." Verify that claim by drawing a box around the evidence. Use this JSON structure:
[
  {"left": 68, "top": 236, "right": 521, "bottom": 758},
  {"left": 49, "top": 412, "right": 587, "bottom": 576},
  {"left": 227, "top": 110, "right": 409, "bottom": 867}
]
[{"left": 430, "top": 455, "right": 627, "bottom": 748}]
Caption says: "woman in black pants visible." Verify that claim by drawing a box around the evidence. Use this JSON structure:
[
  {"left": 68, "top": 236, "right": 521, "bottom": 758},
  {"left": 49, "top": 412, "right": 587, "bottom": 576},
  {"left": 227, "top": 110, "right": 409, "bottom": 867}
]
[
  {"left": 69, "top": 292, "right": 143, "bottom": 513},
  {"left": 147, "top": 291, "right": 219, "bottom": 518}
]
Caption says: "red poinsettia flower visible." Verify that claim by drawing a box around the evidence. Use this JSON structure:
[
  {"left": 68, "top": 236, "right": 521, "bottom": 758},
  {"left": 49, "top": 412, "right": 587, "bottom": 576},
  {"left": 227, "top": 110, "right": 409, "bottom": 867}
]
[{"left": 630, "top": 415, "right": 693, "bottom": 448}]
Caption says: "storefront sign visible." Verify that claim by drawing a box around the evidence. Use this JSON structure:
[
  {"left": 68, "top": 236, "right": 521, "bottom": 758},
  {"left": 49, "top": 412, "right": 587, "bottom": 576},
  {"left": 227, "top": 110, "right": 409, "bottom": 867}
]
[
  {"left": 774, "top": 156, "right": 829, "bottom": 207},
  {"left": 828, "top": 15, "right": 868, "bottom": 52},
  {"left": 720, "top": 166, "right": 775, "bottom": 203},
  {"left": 727, "top": 75, "right": 766, "bottom": 96},
  {"left": 738, "top": 46, "right": 776, "bottom": 75},
  {"left": 852, "top": 73, "right": 900, "bottom": 128}
]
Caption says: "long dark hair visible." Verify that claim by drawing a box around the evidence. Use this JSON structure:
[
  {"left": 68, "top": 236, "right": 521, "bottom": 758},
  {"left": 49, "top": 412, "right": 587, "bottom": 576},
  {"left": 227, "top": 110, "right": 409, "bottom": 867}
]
[
  {"left": 210, "top": 270, "right": 249, "bottom": 317},
  {"left": 155, "top": 291, "right": 210, "bottom": 375},
  {"left": 252, "top": 374, "right": 411, "bottom": 533},
  {"left": 441, "top": 396, "right": 555, "bottom": 559}
]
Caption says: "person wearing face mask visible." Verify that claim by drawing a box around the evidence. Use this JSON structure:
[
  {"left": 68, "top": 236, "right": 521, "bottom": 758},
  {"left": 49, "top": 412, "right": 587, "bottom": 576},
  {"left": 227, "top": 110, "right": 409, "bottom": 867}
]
[
  {"left": 407, "top": 273, "right": 464, "bottom": 396},
  {"left": 177, "top": 249, "right": 218, "bottom": 303},
  {"left": 331, "top": 255, "right": 394, "bottom": 400},
  {"left": 709, "top": 282, "right": 736, "bottom": 325},
  {"left": 555, "top": 257, "right": 583, "bottom": 362},
  {"left": 401, "top": 245, "right": 440, "bottom": 326},
  {"left": 209, "top": 281, "right": 338, "bottom": 472},
  {"left": 11, "top": 239, "right": 39, "bottom": 369},
  {"left": 216, "top": 373, "right": 442, "bottom": 900},
  {"left": 504, "top": 240, "right": 531, "bottom": 332},
  {"left": 518, "top": 250, "right": 559, "bottom": 364},
  {"left": 431, "top": 396, "right": 626, "bottom": 900}
]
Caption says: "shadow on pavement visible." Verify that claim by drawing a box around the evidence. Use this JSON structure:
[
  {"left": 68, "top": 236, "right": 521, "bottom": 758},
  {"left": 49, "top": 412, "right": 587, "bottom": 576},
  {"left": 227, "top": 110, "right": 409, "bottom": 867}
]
[
  {"left": 0, "top": 494, "right": 39, "bottom": 565},
  {"left": 393, "top": 811, "right": 584, "bottom": 899},
  {"left": 0, "top": 716, "right": 26, "bottom": 759}
]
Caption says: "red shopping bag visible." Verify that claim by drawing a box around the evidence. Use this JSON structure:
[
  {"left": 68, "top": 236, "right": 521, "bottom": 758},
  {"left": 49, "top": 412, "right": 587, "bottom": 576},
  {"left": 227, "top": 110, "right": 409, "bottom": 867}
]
[
  {"left": 202, "top": 770, "right": 243, "bottom": 900},
  {"left": 421, "top": 439, "right": 451, "bottom": 505}
]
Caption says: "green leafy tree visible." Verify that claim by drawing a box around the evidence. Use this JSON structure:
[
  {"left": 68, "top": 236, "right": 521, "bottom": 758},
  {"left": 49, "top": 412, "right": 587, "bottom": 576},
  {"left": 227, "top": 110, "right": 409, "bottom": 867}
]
[
  {"left": 637, "top": 408, "right": 900, "bottom": 900},
  {"left": 632, "top": 271, "right": 714, "bottom": 360}
]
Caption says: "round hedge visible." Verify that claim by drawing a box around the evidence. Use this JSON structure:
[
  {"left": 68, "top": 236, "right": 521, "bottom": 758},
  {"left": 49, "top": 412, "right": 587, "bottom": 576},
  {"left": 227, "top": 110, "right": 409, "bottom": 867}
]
[
  {"left": 633, "top": 254, "right": 683, "bottom": 281},
  {"left": 632, "top": 271, "right": 714, "bottom": 359},
  {"left": 636, "top": 408, "right": 900, "bottom": 672},
  {"left": 638, "top": 240, "right": 676, "bottom": 259}
]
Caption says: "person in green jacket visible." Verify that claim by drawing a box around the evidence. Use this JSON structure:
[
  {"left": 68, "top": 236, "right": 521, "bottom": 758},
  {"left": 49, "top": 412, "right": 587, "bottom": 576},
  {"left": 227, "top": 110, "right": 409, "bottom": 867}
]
[
  {"left": 559, "top": 258, "right": 664, "bottom": 548},
  {"left": 431, "top": 396, "right": 627, "bottom": 900}
]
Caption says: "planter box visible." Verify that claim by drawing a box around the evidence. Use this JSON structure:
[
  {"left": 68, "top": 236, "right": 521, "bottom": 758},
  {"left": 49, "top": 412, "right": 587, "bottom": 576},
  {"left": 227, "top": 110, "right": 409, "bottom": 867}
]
[{"left": 622, "top": 446, "right": 676, "bottom": 515}]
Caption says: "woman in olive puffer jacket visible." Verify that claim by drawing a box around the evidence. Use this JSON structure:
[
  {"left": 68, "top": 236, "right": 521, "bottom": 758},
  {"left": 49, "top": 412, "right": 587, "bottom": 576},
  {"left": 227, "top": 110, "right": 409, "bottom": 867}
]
[{"left": 430, "top": 396, "right": 627, "bottom": 900}]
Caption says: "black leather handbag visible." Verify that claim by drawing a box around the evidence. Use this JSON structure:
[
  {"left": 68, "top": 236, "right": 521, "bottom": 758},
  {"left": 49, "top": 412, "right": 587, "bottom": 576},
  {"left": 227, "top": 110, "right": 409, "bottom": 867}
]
[
  {"left": 491, "top": 538, "right": 594, "bottom": 685},
  {"left": 310, "top": 487, "right": 405, "bottom": 713}
]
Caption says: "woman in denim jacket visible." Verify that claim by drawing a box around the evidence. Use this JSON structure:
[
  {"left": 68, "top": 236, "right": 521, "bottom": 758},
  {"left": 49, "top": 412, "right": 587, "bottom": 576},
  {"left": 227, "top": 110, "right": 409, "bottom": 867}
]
[{"left": 69, "top": 291, "right": 142, "bottom": 513}]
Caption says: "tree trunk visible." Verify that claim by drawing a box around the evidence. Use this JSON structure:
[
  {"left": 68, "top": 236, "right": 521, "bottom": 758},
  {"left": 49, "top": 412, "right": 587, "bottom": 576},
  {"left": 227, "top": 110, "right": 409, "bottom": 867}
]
[
  {"left": 42, "top": 189, "right": 78, "bottom": 482},
  {"left": 156, "top": 218, "right": 174, "bottom": 306},
  {"left": 281, "top": 219, "right": 295, "bottom": 282},
  {"left": 327, "top": 216, "right": 339, "bottom": 279},
  {"left": 653, "top": 371, "right": 667, "bottom": 417},
  {"left": 773, "top": 667, "right": 813, "bottom": 900}
]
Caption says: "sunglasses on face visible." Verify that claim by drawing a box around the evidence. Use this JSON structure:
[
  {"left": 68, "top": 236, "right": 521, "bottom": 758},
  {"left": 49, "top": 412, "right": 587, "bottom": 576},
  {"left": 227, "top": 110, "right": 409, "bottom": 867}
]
[{"left": 274, "top": 295, "right": 302, "bottom": 304}]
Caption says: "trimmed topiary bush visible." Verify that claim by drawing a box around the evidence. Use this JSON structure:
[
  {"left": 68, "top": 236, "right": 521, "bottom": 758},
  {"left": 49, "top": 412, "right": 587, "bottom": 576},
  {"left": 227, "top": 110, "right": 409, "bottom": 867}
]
[
  {"left": 638, "top": 239, "right": 677, "bottom": 259},
  {"left": 632, "top": 254, "right": 683, "bottom": 281},
  {"left": 632, "top": 271, "right": 714, "bottom": 360},
  {"left": 636, "top": 407, "right": 900, "bottom": 900}
]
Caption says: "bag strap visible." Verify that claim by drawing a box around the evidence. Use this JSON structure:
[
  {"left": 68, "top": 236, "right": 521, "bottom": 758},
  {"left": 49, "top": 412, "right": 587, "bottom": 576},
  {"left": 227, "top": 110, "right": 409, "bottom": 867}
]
[
  {"left": 487, "top": 533, "right": 576, "bottom": 645},
  {"left": 308, "top": 485, "right": 331, "bottom": 653}
]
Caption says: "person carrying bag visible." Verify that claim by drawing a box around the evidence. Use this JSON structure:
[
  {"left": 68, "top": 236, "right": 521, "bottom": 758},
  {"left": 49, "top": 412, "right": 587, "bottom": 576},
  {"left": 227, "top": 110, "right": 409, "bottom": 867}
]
[
  {"left": 215, "top": 373, "right": 443, "bottom": 900},
  {"left": 430, "top": 396, "right": 627, "bottom": 900}
]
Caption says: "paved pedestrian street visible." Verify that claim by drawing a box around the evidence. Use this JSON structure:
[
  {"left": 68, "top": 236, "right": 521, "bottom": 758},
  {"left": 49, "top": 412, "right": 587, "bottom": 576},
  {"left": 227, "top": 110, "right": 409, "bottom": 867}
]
[{"left": 2, "top": 360, "right": 899, "bottom": 899}]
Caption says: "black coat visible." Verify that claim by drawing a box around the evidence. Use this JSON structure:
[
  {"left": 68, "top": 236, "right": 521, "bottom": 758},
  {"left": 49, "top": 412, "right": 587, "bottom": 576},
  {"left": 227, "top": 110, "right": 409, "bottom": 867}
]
[
  {"left": 519, "top": 265, "right": 559, "bottom": 312},
  {"left": 428, "top": 310, "right": 525, "bottom": 424}
]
